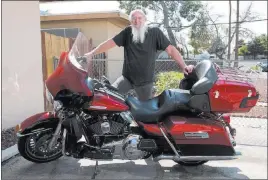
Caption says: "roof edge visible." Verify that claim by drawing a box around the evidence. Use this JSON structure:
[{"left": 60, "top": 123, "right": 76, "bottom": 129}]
[{"left": 40, "top": 11, "right": 129, "bottom": 22}]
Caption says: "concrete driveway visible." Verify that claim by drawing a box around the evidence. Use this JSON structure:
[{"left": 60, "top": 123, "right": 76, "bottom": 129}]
[
  {"left": 2, "top": 117, "right": 267, "bottom": 179},
  {"left": 2, "top": 145, "right": 267, "bottom": 179}
]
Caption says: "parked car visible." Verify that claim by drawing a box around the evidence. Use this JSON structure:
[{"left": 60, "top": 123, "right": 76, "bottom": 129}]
[
  {"left": 260, "top": 62, "right": 268, "bottom": 72},
  {"left": 257, "top": 61, "right": 268, "bottom": 72}
]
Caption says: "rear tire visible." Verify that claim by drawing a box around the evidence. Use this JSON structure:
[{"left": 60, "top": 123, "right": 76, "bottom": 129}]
[
  {"left": 18, "top": 130, "right": 63, "bottom": 163},
  {"left": 175, "top": 160, "right": 208, "bottom": 166}
]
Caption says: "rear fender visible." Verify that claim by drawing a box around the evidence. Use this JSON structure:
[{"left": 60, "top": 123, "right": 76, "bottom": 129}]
[{"left": 16, "top": 112, "right": 59, "bottom": 135}]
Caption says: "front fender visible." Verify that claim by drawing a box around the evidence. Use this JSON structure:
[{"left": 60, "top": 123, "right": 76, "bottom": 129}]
[{"left": 16, "top": 112, "right": 59, "bottom": 134}]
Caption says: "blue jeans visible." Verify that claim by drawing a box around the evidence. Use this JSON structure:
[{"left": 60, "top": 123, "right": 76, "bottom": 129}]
[{"left": 112, "top": 76, "right": 153, "bottom": 101}]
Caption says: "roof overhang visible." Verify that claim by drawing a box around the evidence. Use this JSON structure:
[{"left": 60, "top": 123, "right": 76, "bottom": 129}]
[{"left": 40, "top": 11, "right": 130, "bottom": 25}]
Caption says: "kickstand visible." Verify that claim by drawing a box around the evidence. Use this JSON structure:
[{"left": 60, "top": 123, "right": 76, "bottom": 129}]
[{"left": 91, "top": 160, "right": 100, "bottom": 179}]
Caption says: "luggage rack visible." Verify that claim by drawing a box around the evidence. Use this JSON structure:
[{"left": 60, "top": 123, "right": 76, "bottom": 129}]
[{"left": 217, "top": 67, "right": 254, "bottom": 83}]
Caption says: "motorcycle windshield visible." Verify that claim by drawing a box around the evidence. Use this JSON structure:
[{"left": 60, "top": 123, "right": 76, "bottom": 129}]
[{"left": 68, "top": 32, "right": 94, "bottom": 77}]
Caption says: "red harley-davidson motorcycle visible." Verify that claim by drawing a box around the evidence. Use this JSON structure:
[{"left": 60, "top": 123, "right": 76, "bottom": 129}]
[{"left": 16, "top": 32, "right": 259, "bottom": 167}]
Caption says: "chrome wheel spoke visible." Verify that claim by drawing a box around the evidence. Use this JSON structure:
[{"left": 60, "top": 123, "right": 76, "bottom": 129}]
[{"left": 25, "top": 131, "right": 62, "bottom": 159}]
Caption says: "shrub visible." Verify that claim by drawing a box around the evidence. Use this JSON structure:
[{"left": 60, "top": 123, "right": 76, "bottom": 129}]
[
  {"left": 155, "top": 71, "right": 184, "bottom": 95},
  {"left": 250, "top": 65, "right": 262, "bottom": 71}
]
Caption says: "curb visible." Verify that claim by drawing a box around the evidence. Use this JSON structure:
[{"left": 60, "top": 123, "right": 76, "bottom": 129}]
[
  {"left": 231, "top": 115, "right": 267, "bottom": 119},
  {"left": 256, "top": 102, "right": 267, "bottom": 107},
  {"left": 1, "top": 144, "right": 19, "bottom": 162}
]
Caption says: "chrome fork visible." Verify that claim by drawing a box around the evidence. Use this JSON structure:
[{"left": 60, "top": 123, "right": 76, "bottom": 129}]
[{"left": 48, "top": 118, "right": 63, "bottom": 151}]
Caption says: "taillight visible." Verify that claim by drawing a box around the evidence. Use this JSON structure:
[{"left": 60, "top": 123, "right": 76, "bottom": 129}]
[
  {"left": 245, "top": 99, "right": 257, "bottom": 107},
  {"left": 240, "top": 94, "right": 259, "bottom": 108},
  {"left": 222, "top": 114, "right": 231, "bottom": 124}
]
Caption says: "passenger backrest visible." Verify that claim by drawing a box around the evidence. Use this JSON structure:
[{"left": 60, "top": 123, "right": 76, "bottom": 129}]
[{"left": 190, "top": 60, "right": 218, "bottom": 95}]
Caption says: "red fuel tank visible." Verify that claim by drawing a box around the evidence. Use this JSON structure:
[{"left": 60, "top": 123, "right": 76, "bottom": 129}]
[{"left": 88, "top": 91, "right": 129, "bottom": 112}]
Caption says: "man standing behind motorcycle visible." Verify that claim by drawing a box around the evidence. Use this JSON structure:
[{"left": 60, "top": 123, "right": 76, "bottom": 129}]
[{"left": 85, "top": 9, "right": 194, "bottom": 101}]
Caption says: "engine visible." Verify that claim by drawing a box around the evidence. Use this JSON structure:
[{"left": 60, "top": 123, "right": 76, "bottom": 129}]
[
  {"left": 82, "top": 112, "right": 131, "bottom": 135},
  {"left": 81, "top": 111, "right": 157, "bottom": 160}
]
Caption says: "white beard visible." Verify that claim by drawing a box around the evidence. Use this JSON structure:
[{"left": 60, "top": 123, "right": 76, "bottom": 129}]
[{"left": 131, "top": 24, "right": 148, "bottom": 44}]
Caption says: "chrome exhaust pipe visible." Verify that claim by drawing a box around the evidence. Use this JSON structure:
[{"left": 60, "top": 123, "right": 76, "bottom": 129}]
[
  {"left": 153, "top": 153, "right": 241, "bottom": 162},
  {"left": 101, "top": 139, "right": 124, "bottom": 148},
  {"left": 153, "top": 155, "right": 180, "bottom": 162}
]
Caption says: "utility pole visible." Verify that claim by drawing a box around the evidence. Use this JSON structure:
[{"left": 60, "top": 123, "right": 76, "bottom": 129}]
[
  {"left": 234, "top": 0, "right": 239, "bottom": 67},
  {"left": 227, "top": 0, "right": 232, "bottom": 67}
]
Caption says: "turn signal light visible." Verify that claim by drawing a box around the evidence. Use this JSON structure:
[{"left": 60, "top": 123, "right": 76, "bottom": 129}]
[{"left": 15, "top": 124, "right": 21, "bottom": 133}]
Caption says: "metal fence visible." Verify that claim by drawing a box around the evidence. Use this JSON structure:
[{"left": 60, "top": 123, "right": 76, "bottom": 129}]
[
  {"left": 78, "top": 58, "right": 265, "bottom": 81},
  {"left": 154, "top": 59, "right": 224, "bottom": 75},
  {"left": 90, "top": 59, "right": 107, "bottom": 80},
  {"left": 52, "top": 56, "right": 107, "bottom": 80},
  {"left": 87, "top": 59, "right": 226, "bottom": 80}
]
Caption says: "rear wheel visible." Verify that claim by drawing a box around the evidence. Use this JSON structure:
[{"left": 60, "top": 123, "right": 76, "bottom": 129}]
[
  {"left": 18, "top": 130, "right": 63, "bottom": 163},
  {"left": 175, "top": 160, "right": 208, "bottom": 166}
]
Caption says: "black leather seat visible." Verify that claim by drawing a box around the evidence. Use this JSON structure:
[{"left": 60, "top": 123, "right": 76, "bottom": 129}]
[
  {"left": 125, "top": 89, "right": 191, "bottom": 123},
  {"left": 125, "top": 60, "right": 218, "bottom": 122}
]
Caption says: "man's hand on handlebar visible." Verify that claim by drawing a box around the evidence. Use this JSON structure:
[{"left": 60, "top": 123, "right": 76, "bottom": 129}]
[{"left": 84, "top": 52, "right": 94, "bottom": 62}]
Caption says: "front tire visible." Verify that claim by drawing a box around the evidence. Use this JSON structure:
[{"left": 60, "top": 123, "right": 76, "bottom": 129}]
[
  {"left": 175, "top": 160, "right": 208, "bottom": 166},
  {"left": 18, "top": 130, "right": 63, "bottom": 163}
]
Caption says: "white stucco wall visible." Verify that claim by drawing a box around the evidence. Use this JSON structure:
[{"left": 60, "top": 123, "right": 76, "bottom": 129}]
[
  {"left": 41, "top": 19, "right": 108, "bottom": 47},
  {"left": 107, "top": 21, "right": 125, "bottom": 83},
  {"left": 2, "top": 1, "right": 44, "bottom": 129}
]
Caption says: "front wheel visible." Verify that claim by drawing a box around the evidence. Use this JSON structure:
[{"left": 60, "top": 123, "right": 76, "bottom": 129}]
[
  {"left": 175, "top": 160, "right": 208, "bottom": 166},
  {"left": 18, "top": 130, "right": 63, "bottom": 163}
]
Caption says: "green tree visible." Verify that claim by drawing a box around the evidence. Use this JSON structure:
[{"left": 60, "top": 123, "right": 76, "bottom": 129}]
[
  {"left": 118, "top": 1, "right": 203, "bottom": 47},
  {"left": 238, "top": 45, "right": 248, "bottom": 56},
  {"left": 247, "top": 34, "right": 268, "bottom": 58},
  {"left": 190, "top": 2, "right": 259, "bottom": 60},
  {"left": 187, "top": 4, "right": 229, "bottom": 59},
  {"left": 208, "top": 37, "right": 226, "bottom": 59},
  {"left": 189, "top": 39, "right": 204, "bottom": 56},
  {"left": 189, "top": 9, "right": 214, "bottom": 55}
]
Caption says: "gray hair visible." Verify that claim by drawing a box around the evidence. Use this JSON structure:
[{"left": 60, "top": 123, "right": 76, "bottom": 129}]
[{"left": 129, "top": 9, "right": 146, "bottom": 21}]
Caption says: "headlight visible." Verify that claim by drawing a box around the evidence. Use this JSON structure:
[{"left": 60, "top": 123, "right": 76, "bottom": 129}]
[{"left": 45, "top": 86, "right": 54, "bottom": 104}]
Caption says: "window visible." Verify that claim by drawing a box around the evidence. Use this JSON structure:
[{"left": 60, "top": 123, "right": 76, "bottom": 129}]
[{"left": 41, "top": 28, "right": 80, "bottom": 38}]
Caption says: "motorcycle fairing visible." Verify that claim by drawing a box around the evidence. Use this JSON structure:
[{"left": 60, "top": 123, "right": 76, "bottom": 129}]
[{"left": 45, "top": 52, "right": 94, "bottom": 98}]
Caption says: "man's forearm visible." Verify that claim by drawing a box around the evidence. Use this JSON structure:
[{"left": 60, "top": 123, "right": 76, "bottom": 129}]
[
  {"left": 168, "top": 46, "right": 186, "bottom": 70},
  {"left": 91, "top": 42, "right": 108, "bottom": 55},
  {"left": 88, "top": 39, "right": 116, "bottom": 55}
]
